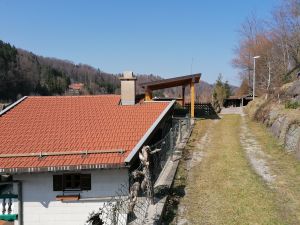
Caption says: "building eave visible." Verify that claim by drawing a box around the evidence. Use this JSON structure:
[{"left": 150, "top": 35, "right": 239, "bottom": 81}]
[
  {"left": 0, "top": 163, "right": 127, "bottom": 175},
  {"left": 124, "top": 100, "right": 175, "bottom": 164}
]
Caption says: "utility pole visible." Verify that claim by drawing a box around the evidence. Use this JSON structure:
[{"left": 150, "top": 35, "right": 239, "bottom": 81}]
[
  {"left": 253, "top": 56, "right": 260, "bottom": 100},
  {"left": 266, "top": 61, "right": 271, "bottom": 99}
]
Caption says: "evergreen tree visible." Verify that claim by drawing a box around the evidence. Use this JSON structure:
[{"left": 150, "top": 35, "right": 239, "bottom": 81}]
[{"left": 212, "top": 74, "right": 228, "bottom": 112}]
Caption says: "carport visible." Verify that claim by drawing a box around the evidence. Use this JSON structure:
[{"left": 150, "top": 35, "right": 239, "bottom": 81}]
[{"left": 140, "top": 73, "right": 201, "bottom": 118}]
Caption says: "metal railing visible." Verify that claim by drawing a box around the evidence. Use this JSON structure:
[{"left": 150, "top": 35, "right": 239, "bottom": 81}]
[{"left": 0, "top": 193, "right": 18, "bottom": 221}]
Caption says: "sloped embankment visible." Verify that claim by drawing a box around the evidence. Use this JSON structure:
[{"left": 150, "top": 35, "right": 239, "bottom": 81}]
[
  {"left": 245, "top": 86, "right": 300, "bottom": 158},
  {"left": 172, "top": 115, "right": 285, "bottom": 224}
]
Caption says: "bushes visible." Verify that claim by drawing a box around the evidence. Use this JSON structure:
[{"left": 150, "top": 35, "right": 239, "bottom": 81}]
[{"left": 285, "top": 100, "right": 300, "bottom": 109}]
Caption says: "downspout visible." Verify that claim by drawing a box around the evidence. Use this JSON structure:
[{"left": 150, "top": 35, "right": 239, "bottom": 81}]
[{"left": 17, "top": 181, "right": 23, "bottom": 225}]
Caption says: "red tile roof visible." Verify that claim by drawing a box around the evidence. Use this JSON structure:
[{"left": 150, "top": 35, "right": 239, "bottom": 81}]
[
  {"left": 0, "top": 95, "right": 171, "bottom": 173},
  {"left": 68, "top": 83, "right": 84, "bottom": 90}
]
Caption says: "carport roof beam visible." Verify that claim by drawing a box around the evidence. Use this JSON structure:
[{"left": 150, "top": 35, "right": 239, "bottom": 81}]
[{"left": 140, "top": 73, "right": 201, "bottom": 91}]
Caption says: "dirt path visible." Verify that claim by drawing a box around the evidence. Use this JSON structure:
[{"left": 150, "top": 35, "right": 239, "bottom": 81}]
[
  {"left": 246, "top": 118, "right": 300, "bottom": 224},
  {"left": 168, "top": 111, "right": 300, "bottom": 225},
  {"left": 170, "top": 115, "right": 288, "bottom": 225},
  {"left": 220, "top": 106, "right": 244, "bottom": 115},
  {"left": 240, "top": 115, "right": 276, "bottom": 184}
]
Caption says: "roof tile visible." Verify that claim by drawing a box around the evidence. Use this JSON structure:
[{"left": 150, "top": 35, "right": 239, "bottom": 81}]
[{"left": 0, "top": 95, "right": 170, "bottom": 170}]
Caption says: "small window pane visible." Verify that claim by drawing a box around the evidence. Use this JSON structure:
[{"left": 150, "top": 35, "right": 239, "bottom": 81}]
[
  {"left": 81, "top": 174, "right": 91, "bottom": 190},
  {"left": 53, "top": 175, "right": 63, "bottom": 191}
]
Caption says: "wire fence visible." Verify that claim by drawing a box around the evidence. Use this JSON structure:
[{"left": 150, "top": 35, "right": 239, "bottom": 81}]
[
  {"left": 86, "top": 116, "right": 192, "bottom": 225},
  {"left": 150, "top": 116, "right": 191, "bottom": 184}
]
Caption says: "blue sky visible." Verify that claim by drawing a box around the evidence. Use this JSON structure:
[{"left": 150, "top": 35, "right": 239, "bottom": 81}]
[{"left": 0, "top": 0, "right": 279, "bottom": 85}]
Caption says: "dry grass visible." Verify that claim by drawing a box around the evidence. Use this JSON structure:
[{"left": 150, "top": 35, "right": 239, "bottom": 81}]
[
  {"left": 163, "top": 118, "right": 212, "bottom": 224},
  {"left": 244, "top": 97, "right": 266, "bottom": 119},
  {"left": 179, "top": 115, "right": 286, "bottom": 225},
  {"left": 247, "top": 119, "right": 300, "bottom": 224}
]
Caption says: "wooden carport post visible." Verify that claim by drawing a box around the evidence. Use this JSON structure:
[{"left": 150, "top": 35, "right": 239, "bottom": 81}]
[
  {"left": 190, "top": 80, "right": 195, "bottom": 118},
  {"left": 182, "top": 86, "right": 185, "bottom": 107},
  {"left": 145, "top": 88, "right": 152, "bottom": 101}
]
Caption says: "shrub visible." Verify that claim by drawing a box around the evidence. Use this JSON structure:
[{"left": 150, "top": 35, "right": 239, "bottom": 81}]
[{"left": 285, "top": 100, "right": 300, "bottom": 109}]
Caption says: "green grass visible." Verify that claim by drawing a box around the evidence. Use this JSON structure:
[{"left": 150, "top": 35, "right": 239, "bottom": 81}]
[
  {"left": 176, "top": 115, "right": 286, "bottom": 225},
  {"left": 247, "top": 119, "right": 300, "bottom": 224},
  {"left": 163, "top": 118, "right": 213, "bottom": 224}
]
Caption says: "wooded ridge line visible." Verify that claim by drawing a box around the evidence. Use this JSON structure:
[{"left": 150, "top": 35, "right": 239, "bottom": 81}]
[{"left": 0, "top": 40, "right": 216, "bottom": 103}]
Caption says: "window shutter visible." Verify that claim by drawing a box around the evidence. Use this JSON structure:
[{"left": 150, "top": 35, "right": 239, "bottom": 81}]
[
  {"left": 81, "top": 174, "right": 91, "bottom": 190},
  {"left": 53, "top": 175, "right": 63, "bottom": 191}
]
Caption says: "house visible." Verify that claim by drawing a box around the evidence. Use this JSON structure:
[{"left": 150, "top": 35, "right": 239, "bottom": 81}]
[
  {"left": 0, "top": 72, "right": 175, "bottom": 225},
  {"left": 67, "top": 83, "right": 84, "bottom": 95}
]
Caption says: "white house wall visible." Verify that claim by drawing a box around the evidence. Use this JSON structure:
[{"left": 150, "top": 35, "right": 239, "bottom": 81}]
[{"left": 13, "top": 168, "right": 128, "bottom": 225}]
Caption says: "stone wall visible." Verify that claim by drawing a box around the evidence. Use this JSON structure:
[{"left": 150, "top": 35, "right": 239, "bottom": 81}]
[{"left": 245, "top": 97, "right": 300, "bottom": 158}]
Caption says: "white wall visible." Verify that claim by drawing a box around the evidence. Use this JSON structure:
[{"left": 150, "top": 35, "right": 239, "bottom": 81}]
[{"left": 13, "top": 168, "right": 128, "bottom": 225}]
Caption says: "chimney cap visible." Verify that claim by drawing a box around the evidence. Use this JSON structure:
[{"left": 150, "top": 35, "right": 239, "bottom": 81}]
[{"left": 120, "top": 71, "right": 137, "bottom": 80}]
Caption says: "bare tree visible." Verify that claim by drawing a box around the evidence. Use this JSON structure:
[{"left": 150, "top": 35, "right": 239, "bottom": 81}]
[{"left": 233, "top": 0, "right": 300, "bottom": 97}]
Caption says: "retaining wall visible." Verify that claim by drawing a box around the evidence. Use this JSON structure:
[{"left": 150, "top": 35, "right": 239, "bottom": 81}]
[{"left": 245, "top": 99, "right": 300, "bottom": 158}]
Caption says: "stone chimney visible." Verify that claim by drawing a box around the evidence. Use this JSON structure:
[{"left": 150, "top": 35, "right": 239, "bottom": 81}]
[{"left": 120, "top": 71, "right": 137, "bottom": 105}]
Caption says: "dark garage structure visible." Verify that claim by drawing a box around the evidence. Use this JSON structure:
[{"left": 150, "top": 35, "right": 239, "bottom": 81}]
[{"left": 224, "top": 94, "right": 255, "bottom": 108}]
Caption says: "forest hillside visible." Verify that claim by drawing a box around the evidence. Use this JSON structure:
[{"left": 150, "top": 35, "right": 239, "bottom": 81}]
[{"left": 0, "top": 40, "right": 216, "bottom": 103}]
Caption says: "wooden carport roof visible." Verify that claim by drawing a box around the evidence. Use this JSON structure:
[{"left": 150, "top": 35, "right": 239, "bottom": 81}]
[
  {"left": 140, "top": 73, "right": 201, "bottom": 118},
  {"left": 140, "top": 73, "right": 201, "bottom": 90}
]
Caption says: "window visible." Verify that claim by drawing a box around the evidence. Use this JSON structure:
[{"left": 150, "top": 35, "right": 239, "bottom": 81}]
[
  {"left": 64, "top": 174, "right": 81, "bottom": 190},
  {"left": 53, "top": 174, "right": 91, "bottom": 191}
]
